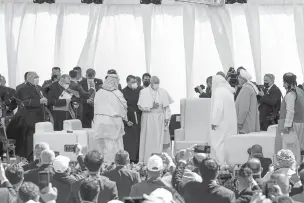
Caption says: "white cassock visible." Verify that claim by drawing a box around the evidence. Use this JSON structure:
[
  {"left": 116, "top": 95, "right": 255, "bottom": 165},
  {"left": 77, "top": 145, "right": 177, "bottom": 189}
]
[
  {"left": 210, "top": 75, "right": 237, "bottom": 164},
  {"left": 138, "top": 86, "right": 173, "bottom": 163},
  {"left": 93, "top": 89, "right": 127, "bottom": 163}
]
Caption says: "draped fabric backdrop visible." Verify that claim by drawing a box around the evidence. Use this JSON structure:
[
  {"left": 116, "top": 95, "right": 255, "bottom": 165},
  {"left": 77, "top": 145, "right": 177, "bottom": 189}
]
[{"left": 1, "top": 1, "right": 304, "bottom": 113}]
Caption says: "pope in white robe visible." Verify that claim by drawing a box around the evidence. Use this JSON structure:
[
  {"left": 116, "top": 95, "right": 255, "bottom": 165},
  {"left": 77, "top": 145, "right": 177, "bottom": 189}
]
[
  {"left": 93, "top": 73, "right": 128, "bottom": 163},
  {"left": 210, "top": 75, "right": 237, "bottom": 164},
  {"left": 138, "top": 76, "right": 173, "bottom": 163}
]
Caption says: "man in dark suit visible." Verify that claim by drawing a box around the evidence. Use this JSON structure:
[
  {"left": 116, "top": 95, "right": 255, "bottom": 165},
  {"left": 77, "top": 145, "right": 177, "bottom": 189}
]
[
  {"left": 248, "top": 145, "right": 272, "bottom": 178},
  {"left": 42, "top": 67, "right": 61, "bottom": 88},
  {"left": 73, "top": 66, "right": 86, "bottom": 84},
  {"left": 236, "top": 167, "right": 255, "bottom": 203},
  {"left": 172, "top": 153, "right": 235, "bottom": 203},
  {"left": 16, "top": 72, "right": 29, "bottom": 93},
  {"left": 24, "top": 149, "right": 55, "bottom": 189},
  {"left": 67, "top": 150, "right": 118, "bottom": 203},
  {"left": 103, "top": 150, "right": 140, "bottom": 200},
  {"left": 0, "top": 163, "right": 24, "bottom": 203},
  {"left": 0, "top": 75, "right": 17, "bottom": 118},
  {"left": 245, "top": 158, "right": 265, "bottom": 190},
  {"left": 79, "top": 69, "right": 103, "bottom": 128},
  {"left": 258, "top": 74, "right": 282, "bottom": 131}
]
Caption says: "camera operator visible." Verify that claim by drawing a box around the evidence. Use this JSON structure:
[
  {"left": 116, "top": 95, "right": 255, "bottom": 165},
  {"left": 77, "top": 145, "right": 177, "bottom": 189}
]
[
  {"left": 258, "top": 74, "right": 282, "bottom": 131},
  {"left": 226, "top": 67, "right": 245, "bottom": 100},
  {"left": 194, "top": 76, "right": 212, "bottom": 98}
]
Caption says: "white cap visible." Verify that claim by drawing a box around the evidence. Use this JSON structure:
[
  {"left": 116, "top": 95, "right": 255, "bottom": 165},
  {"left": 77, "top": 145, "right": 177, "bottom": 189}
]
[
  {"left": 147, "top": 155, "right": 163, "bottom": 171},
  {"left": 239, "top": 69, "right": 252, "bottom": 81},
  {"left": 53, "top": 155, "right": 70, "bottom": 173}
]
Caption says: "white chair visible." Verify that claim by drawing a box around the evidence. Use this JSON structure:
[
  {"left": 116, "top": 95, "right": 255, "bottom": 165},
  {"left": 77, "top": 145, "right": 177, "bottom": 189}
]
[
  {"left": 174, "top": 98, "right": 211, "bottom": 153},
  {"left": 267, "top": 124, "right": 278, "bottom": 133},
  {"left": 224, "top": 132, "right": 276, "bottom": 165}
]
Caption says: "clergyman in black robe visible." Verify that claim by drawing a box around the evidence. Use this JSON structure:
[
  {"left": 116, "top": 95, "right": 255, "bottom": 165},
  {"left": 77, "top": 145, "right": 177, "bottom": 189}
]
[{"left": 122, "top": 75, "right": 141, "bottom": 162}]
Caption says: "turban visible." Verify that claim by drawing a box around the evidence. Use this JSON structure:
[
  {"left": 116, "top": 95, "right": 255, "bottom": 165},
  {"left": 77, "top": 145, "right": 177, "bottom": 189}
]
[
  {"left": 276, "top": 149, "right": 295, "bottom": 168},
  {"left": 26, "top": 72, "right": 39, "bottom": 85},
  {"left": 239, "top": 70, "right": 252, "bottom": 81}
]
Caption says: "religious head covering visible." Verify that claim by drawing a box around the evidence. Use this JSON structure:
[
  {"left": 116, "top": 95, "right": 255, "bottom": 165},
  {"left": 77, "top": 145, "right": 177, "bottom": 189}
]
[
  {"left": 26, "top": 72, "right": 39, "bottom": 85},
  {"left": 276, "top": 149, "right": 295, "bottom": 168},
  {"left": 102, "top": 73, "right": 119, "bottom": 91},
  {"left": 53, "top": 155, "right": 70, "bottom": 173},
  {"left": 212, "top": 75, "right": 234, "bottom": 94},
  {"left": 283, "top": 73, "right": 297, "bottom": 86},
  {"left": 239, "top": 69, "right": 252, "bottom": 81}
]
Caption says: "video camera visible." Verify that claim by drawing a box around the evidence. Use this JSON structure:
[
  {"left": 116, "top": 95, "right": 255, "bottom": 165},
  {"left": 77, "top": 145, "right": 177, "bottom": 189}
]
[
  {"left": 227, "top": 67, "right": 239, "bottom": 87},
  {"left": 194, "top": 84, "right": 205, "bottom": 94}
]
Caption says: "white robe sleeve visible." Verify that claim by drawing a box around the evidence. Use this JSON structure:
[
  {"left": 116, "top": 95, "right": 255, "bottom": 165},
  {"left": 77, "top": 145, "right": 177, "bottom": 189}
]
[
  {"left": 211, "top": 90, "right": 223, "bottom": 126},
  {"left": 164, "top": 106, "right": 171, "bottom": 120}
]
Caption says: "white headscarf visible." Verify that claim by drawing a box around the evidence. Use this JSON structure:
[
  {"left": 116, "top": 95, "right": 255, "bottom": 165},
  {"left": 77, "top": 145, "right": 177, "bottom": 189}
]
[
  {"left": 239, "top": 70, "right": 259, "bottom": 94},
  {"left": 102, "top": 74, "right": 119, "bottom": 91},
  {"left": 211, "top": 75, "right": 235, "bottom": 94}
]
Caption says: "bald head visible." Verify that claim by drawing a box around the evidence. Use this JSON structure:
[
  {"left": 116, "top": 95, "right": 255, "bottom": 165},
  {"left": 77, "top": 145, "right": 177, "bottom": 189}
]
[
  {"left": 270, "top": 172, "right": 290, "bottom": 195},
  {"left": 246, "top": 158, "right": 262, "bottom": 175},
  {"left": 150, "top": 76, "right": 160, "bottom": 84}
]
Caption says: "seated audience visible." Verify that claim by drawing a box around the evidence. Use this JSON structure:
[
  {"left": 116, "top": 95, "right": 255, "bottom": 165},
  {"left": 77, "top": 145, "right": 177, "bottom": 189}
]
[
  {"left": 236, "top": 167, "right": 255, "bottom": 203},
  {"left": 79, "top": 177, "right": 100, "bottom": 203},
  {"left": 22, "top": 142, "right": 50, "bottom": 172},
  {"left": 270, "top": 171, "right": 292, "bottom": 198},
  {"left": 248, "top": 144, "right": 272, "bottom": 177},
  {"left": 130, "top": 155, "right": 173, "bottom": 197},
  {"left": 245, "top": 158, "right": 265, "bottom": 190},
  {"left": 0, "top": 163, "right": 23, "bottom": 203},
  {"left": 17, "top": 182, "right": 41, "bottom": 203},
  {"left": 24, "top": 149, "right": 55, "bottom": 188},
  {"left": 68, "top": 150, "right": 118, "bottom": 203},
  {"left": 103, "top": 150, "right": 141, "bottom": 200},
  {"left": 172, "top": 153, "right": 235, "bottom": 203},
  {"left": 51, "top": 155, "right": 82, "bottom": 203}
]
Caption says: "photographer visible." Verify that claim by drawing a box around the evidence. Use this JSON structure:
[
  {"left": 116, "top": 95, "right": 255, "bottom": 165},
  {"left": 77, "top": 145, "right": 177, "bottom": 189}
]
[
  {"left": 258, "top": 74, "right": 282, "bottom": 131},
  {"left": 195, "top": 76, "right": 212, "bottom": 98}
]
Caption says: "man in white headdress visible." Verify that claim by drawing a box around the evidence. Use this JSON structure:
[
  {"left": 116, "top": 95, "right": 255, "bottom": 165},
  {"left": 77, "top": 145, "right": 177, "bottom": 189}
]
[
  {"left": 138, "top": 76, "right": 173, "bottom": 162},
  {"left": 235, "top": 70, "right": 260, "bottom": 133},
  {"left": 93, "top": 73, "right": 130, "bottom": 162},
  {"left": 210, "top": 75, "right": 237, "bottom": 164}
]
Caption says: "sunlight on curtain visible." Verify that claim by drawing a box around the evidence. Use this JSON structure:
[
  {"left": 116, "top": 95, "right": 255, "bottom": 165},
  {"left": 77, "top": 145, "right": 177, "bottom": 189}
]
[
  {"left": 191, "top": 5, "right": 223, "bottom": 98},
  {"left": 0, "top": 5, "right": 8, "bottom": 83},
  {"left": 259, "top": 6, "right": 303, "bottom": 91},
  {"left": 149, "top": 6, "right": 186, "bottom": 113},
  {"left": 228, "top": 5, "right": 255, "bottom": 81},
  {"left": 15, "top": 5, "right": 58, "bottom": 85},
  {"left": 56, "top": 5, "right": 90, "bottom": 72},
  {"left": 93, "top": 6, "right": 146, "bottom": 86}
]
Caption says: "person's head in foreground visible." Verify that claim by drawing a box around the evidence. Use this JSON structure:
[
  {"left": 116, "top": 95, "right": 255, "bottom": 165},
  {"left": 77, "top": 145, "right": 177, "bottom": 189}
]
[
  {"left": 69, "top": 70, "right": 78, "bottom": 80},
  {"left": 238, "top": 69, "right": 252, "bottom": 86},
  {"left": 276, "top": 149, "right": 295, "bottom": 169},
  {"left": 199, "top": 158, "right": 219, "bottom": 181},
  {"left": 248, "top": 144, "right": 264, "bottom": 158},
  {"left": 283, "top": 72, "right": 297, "bottom": 91},
  {"left": 126, "top": 75, "right": 138, "bottom": 90},
  {"left": 84, "top": 150, "right": 104, "bottom": 174},
  {"left": 5, "top": 164, "right": 24, "bottom": 188},
  {"left": 264, "top": 74, "right": 275, "bottom": 89},
  {"left": 79, "top": 177, "right": 100, "bottom": 203},
  {"left": 143, "top": 188, "right": 174, "bottom": 203},
  {"left": 60, "top": 74, "right": 71, "bottom": 86},
  {"left": 269, "top": 171, "right": 291, "bottom": 197},
  {"left": 246, "top": 158, "right": 263, "bottom": 178},
  {"left": 86, "top": 69, "right": 96, "bottom": 80},
  {"left": 147, "top": 155, "right": 164, "bottom": 178},
  {"left": 53, "top": 155, "right": 70, "bottom": 174},
  {"left": 115, "top": 150, "right": 130, "bottom": 166},
  {"left": 150, "top": 76, "right": 160, "bottom": 91},
  {"left": 236, "top": 167, "right": 253, "bottom": 192},
  {"left": 142, "top": 73, "right": 151, "bottom": 87},
  {"left": 34, "top": 142, "right": 50, "bottom": 161},
  {"left": 18, "top": 182, "right": 40, "bottom": 203},
  {"left": 40, "top": 149, "right": 55, "bottom": 165}
]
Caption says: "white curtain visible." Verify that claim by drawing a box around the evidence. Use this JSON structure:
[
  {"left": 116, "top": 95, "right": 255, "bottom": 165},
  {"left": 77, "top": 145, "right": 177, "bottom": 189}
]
[{"left": 2, "top": 3, "right": 304, "bottom": 113}]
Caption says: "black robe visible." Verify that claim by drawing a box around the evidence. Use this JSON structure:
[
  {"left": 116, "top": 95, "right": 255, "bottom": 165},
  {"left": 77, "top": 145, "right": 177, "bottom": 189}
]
[
  {"left": 7, "top": 83, "right": 44, "bottom": 160},
  {"left": 122, "top": 86, "right": 141, "bottom": 162},
  {"left": 47, "top": 82, "right": 78, "bottom": 131}
]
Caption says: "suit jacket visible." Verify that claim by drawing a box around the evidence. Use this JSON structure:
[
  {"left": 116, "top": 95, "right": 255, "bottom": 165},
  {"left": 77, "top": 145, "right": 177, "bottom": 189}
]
[
  {"left": 24, "top": 164, "right": 54, "bottom": 189},
  {"left": 79, "top": 78, "right": 103, "bottom": 128},
  {"left": 0, "top": 181, "right": 18, "bottom": 203},
  {"left": 259, "top": 84, "right": 282, "bottom": 130},
  {"left": 69, "top": 81, "right": 92, "bottom": 99},
  {"left": 67, "top": 174, "right": 118, "bottom": 203},
  {"left": 42, "top": 79, "right": 52, "bottom": 88},
  {"left": 22, "top": 159, "right": 39, "bottom": 172},
  {"left": 16, "top": 82, "right": 26, "bottom": 93},
  {"left": 236, "top": 188, "right": 254, "bottom": 203},
  {"left": 172, "top": 162, "right": 235, "bottom": 203},
  {"left": 103, "top": 166, "right": 141, "bottom": 200}
]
